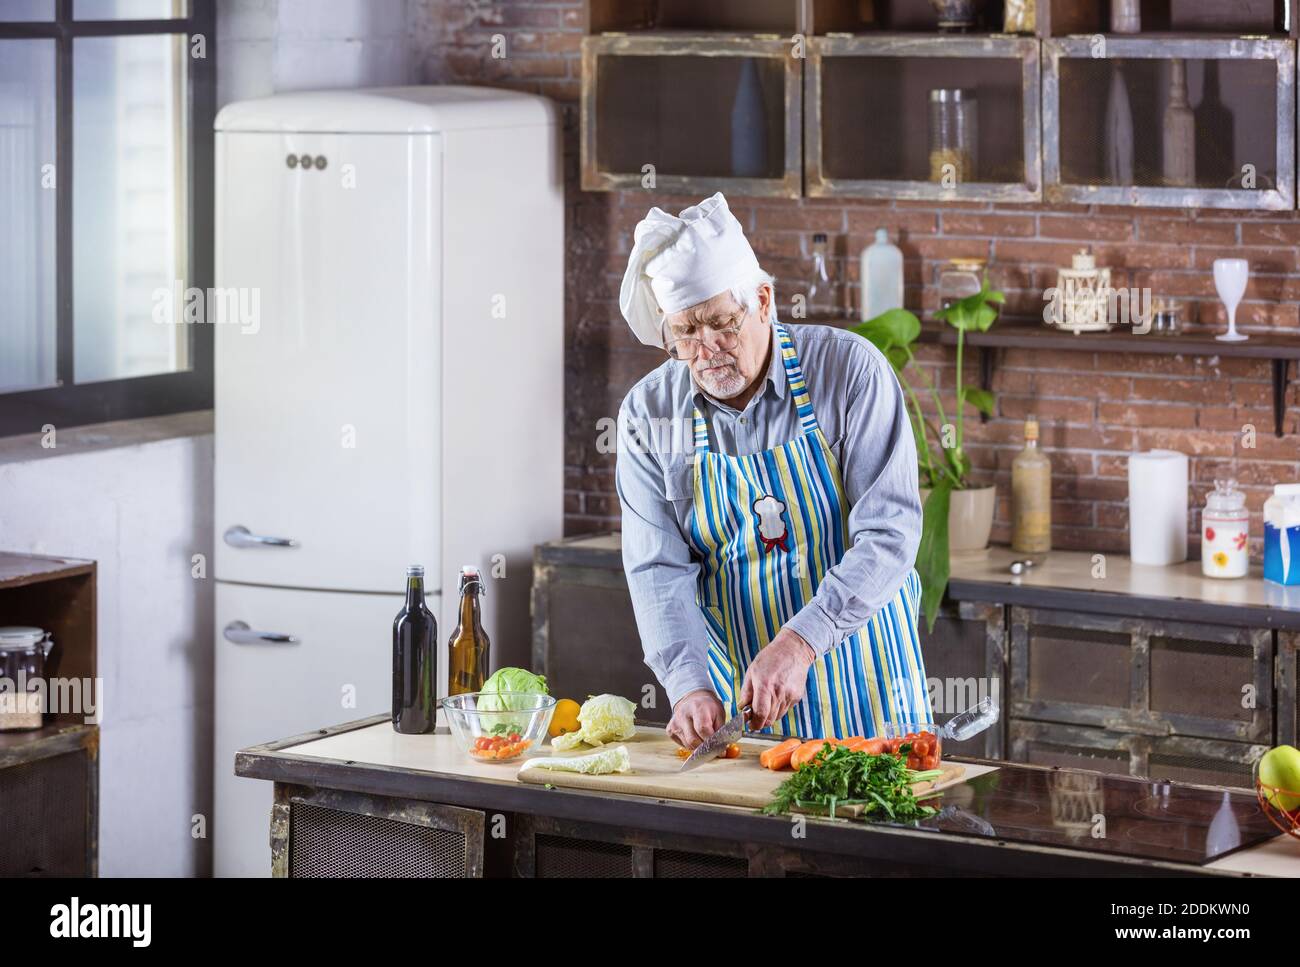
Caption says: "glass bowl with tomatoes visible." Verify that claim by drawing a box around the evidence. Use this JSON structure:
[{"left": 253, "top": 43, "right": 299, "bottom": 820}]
[
  {"left": 877, "top": 722, "right": 943, "bottom": 772},
  {"left": 441, "top": 692, "right": 556, "bottom": 763}
]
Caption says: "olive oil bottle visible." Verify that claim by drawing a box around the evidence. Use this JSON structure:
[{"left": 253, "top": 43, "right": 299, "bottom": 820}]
[
  {"left": 1011, "top": 416, "right": 1052, "bottom": 553},
  {"left": 447, "top": 566, "right": 490, "bottom": 696}
]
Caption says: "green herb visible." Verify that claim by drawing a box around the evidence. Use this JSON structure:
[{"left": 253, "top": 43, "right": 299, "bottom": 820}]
[{"left": 762, "top": 744, "right": 943, "bottom": 822}]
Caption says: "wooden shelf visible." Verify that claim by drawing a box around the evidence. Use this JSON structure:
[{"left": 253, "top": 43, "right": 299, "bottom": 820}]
[{"left": 919, "top": 320, "right": 1300, "bottom": 436}]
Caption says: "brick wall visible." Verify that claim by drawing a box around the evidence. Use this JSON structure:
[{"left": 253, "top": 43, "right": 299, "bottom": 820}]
[{"left": 412, "top": 0, "right": 1300, "bottom": 554}]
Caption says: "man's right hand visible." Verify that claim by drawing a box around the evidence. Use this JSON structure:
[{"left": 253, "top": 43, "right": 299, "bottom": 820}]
[{"left": 667, "top": 689, "right": 725, "bottom": 750}]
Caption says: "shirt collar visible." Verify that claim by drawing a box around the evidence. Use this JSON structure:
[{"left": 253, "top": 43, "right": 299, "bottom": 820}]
[{"left": 690, "top": 320, "right": 788, "bottom": 411}]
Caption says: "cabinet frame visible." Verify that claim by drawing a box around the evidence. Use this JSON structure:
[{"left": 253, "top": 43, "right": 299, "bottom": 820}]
[
  {"left": 1009, "top": 606, "right": 1274, "bottom": 744},
  {"left": 1042, "top": 35, "right": 1297, "bottom": 210},
  {"left": 580, "top": 33, "right": 803, "bottom": 198},
  {"left": 805, "top": 33, "right": 1043, "bottom": 202}
]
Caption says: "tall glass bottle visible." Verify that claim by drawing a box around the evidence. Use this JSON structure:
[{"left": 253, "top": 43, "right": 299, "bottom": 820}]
[
  {"left": 447, "top": 566, "right": 490, "bottom": 696},
  {"left": 392, "top": 565, "right": 437, "bottom": 733},
  {"left": 1011, "top": 416, "right": 1052, "bottom": 554}
]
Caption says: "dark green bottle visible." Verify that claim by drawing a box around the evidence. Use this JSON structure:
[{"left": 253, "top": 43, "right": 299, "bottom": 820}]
[{"left": 392, "top": 565, "right": 437, "bottom": 733}]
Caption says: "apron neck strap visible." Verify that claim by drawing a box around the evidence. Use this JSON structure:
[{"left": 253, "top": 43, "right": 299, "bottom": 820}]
[{"left": 690, "top": 321, "right": 820, "bottom": 454}]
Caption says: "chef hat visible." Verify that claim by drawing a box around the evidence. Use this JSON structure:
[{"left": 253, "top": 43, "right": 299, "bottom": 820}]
[{"left": 619, "top": 192, "right": 762, "bottom": 349}]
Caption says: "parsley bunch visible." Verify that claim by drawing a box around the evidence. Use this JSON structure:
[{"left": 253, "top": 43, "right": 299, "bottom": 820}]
[{"left": 762, "top": 743, "right": 943, "bottom": 822}]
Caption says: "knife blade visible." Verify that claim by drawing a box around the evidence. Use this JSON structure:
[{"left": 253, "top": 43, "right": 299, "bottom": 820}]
[{"left": 679, "top": 706, "right": 751, "bottom": 772}]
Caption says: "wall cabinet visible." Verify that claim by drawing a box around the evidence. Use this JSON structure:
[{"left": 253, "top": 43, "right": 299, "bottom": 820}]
[
  {"left": 581, "top": 1, "right": 1300, "bottom": 210},
  {"left": 1043, "top": 35, "right": 1296, "bottom": 210}
]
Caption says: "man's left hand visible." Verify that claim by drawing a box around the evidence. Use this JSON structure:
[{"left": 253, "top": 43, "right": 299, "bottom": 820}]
[{"left": 739, "top": 628, "right": 816, "bottom": 730}]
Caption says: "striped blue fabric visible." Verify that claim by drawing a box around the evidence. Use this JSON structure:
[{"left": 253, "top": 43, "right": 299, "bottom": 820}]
[{"left": 688, "top": 323, "right": 932, "bottom": 739}]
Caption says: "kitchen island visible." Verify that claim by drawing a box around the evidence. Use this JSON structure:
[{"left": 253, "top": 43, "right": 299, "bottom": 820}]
[{"left": 235, "top": 716, "right": 1299, "bottom": 878}]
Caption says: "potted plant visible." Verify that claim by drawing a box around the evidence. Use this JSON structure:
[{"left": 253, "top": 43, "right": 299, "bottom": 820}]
[{"left": 852, "top": 277, "right": 1004, "bottom": 631}]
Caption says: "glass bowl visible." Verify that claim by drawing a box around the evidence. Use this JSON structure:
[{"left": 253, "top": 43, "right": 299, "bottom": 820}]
[
  {"left": 878, "top": 722, "right": 943, "bottom": 771},
  {"left": 441, "top": 692, "right": 556, "bottom": 763}
]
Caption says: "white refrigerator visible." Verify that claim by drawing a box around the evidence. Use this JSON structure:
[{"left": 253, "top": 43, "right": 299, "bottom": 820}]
[{"left": 212, "top": 87, "right": 564, "bottom": 877}]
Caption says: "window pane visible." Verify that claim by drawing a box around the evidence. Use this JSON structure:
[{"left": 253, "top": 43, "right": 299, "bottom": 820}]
[
  {"left": 0, "top": 0, "right": 55, "bottom": 21},
  {"left": 74, "top": 34, "right": 189, "bottom": 384},
  {"left": 0, "top": 40, "right": 57, "bottom": 393},
  {"left": 74, "top": 0, "right": 187, "bottom": 18}
]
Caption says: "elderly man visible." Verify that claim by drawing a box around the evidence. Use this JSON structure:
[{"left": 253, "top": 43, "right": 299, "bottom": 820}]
[{"left": 616, "top": 193, "right": 932, "bottom": 749}]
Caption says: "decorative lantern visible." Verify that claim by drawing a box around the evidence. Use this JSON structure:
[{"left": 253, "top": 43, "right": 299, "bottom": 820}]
[{"left": 1047, "top": 249, "right": 1113, "bottom": 334}]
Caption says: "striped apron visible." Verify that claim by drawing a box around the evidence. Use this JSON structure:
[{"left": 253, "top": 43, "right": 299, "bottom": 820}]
[{"left": 688, "top": 323, "right": 932, "bottom": 740}]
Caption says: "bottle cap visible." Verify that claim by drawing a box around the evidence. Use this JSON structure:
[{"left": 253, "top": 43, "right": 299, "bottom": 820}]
[
  {"left": 874, "top": 227, "right": 889, "bottom": 244},
  {"left": 1024, "top": 415, "right": 1039, "bottom": 440},
  {"left": 406, "top": 565, "right": 424, "bottom": 577}
]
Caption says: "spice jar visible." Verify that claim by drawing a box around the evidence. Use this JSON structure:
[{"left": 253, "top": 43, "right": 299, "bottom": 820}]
[
  {"left": 1201, "top": 480, "right": 1249, "bottom": 579},
  {"left": 928, "top": 89, "right": 978, "bottom": 185},
  {"left": 0, "top": 626, "right": 53, "bottom": 730},
  {"left": 938, "top": 257, "right": 985, "bottom": 312}
]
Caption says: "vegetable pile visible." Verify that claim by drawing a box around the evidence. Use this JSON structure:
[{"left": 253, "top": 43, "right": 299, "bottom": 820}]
[
  {"left": 470, "top": 733, "right": 532, "bottom": 760},
  {"left": 550, "top": 694, "right": 638, "bottom": 750},
  {"left": 761, "top": 739, "right": 944, "bottom": 822}
]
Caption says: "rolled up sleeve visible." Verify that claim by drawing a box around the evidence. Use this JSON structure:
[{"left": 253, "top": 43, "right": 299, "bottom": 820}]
[
  {"left": 615, "top": 403, "right": 716, "bottom": 707},
  {"left": 782, "top": 343, "right": 922, "bottom": 656}
]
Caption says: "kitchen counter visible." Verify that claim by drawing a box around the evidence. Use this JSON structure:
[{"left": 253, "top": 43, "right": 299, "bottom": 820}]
[
  {"left": 948, "top": 546, "right": 1300, "bottom": 631},
  {"left": 236, "top": 715, "right": 1300, "bottom": 878}
]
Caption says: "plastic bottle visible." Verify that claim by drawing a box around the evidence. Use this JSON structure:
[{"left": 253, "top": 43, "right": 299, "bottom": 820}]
[{"left": 860, "top": 228, "right": 903, "bottom": 322}]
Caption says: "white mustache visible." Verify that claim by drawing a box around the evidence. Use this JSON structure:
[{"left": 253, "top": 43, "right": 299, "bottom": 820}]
[{"left": 696, "top": 355, "right": 737, "bottom": 372}]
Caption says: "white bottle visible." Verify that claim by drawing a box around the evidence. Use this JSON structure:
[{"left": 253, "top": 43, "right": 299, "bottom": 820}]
[{"left": 861, "top": 228, "right": 903, "bottom": 322}]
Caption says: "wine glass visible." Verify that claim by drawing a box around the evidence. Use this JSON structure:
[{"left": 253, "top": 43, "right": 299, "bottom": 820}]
[{"left": 1213, "top": 258, "right": 1249, "bottom": 343}]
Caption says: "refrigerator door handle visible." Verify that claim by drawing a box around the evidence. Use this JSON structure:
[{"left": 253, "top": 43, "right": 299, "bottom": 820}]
[
  {"left": 223, "top": 525, "right": 299, "bottom": 549},
  {"left": 223, "top": 620, "right": 299, "bottom": 645}
]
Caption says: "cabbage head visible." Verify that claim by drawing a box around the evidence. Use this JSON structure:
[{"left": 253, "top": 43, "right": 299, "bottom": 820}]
[
  {"left": 551, "top": 694, "right": 638, "bottom": 750},
  {"left": 477, "top": 667, "right": 548, "bottom": 714}
]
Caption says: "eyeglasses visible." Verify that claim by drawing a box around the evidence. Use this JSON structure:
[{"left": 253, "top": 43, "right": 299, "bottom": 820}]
[{"left": 662, "top": 311, "right": 748, "bottom": 361}]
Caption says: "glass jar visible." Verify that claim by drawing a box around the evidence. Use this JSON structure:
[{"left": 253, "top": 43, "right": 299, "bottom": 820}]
[
  {"left": 1202, "top": 480, "right": 1249, "bottom": 579},
  {"left": 938, "top": 257, "right": 986, "bottom": 312},
  {"left": 928, "top": 89, "right": 978, "bottom": 185},
  {"left": 0, "top": 626, "right": 53, "bottom": 731}
]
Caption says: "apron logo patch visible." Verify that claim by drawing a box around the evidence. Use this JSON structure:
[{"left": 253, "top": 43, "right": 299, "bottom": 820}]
[{"left": 752, "top": 494, "right": 789, "bottom": 554}]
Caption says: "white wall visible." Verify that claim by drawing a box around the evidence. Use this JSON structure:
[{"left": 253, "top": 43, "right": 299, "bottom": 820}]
[
  {"left": 0, "top": 415, "right": 214, "bottom": 877},
  {"left": 217, "top": 0, "right": 415, "bottom": 107}
]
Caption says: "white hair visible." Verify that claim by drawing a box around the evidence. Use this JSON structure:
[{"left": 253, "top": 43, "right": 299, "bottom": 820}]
[{"left": 729, "top": 268, "right": 777, "bottom": 317}]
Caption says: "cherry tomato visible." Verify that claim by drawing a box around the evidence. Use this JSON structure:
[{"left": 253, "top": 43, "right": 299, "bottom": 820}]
[{"left": 724, "top": 743, "right": 742, "bottom": 759}]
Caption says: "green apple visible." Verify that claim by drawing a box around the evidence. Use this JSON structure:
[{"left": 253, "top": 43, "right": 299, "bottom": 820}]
[{"left": 1259, "top": 745, "right": 1300, "bottom": 812}]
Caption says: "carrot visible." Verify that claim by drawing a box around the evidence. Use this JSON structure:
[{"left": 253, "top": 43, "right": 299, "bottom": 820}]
[
  {"left": 843, "top": 736, "right": 870, "bottom": 752},
  {"left": 861, "top": 738, "right": 886, "bottom": 756},
  {"left": 759, "top": 738, "right": 802, "bottom": 771},
  {"left": 790, "top": 740, "right": 829, "bottom": 771}
]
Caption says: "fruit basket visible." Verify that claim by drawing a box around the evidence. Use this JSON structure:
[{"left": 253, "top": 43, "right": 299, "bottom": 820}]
[{"left": 1253, "top": 759, "right": 1300, "bottom": 841}]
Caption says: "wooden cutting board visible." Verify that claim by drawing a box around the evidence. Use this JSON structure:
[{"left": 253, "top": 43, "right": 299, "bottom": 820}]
[{"left": 515, "top": 732, "right": 969, "bottom": 811}]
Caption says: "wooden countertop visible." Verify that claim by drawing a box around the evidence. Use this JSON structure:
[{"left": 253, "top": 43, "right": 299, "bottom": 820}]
[
  {"left": 948, "top": 546, "right": 1300, "bottom": 630},
  {"left": 237, "top": 716, "right": 1300, "bottom": 877}
]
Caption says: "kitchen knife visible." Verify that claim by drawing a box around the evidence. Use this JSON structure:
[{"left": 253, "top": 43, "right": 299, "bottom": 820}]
[{"left": 679, "top": 705, "right": 751, "bottom": 772}]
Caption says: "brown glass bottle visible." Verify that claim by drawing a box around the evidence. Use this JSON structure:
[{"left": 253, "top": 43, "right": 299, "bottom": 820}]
[{"left": 447, "top": 566, "right": 490, "bottom": 696}]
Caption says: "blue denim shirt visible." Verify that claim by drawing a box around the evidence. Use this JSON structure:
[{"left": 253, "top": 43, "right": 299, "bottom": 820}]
[{"left": 615, "top": 320, "right": 922, "bottom": 706}]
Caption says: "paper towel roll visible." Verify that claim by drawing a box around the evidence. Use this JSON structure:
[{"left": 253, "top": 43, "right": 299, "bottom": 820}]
[{"left": 1128, "top": 450, "right": 1189, "bottom": 565}]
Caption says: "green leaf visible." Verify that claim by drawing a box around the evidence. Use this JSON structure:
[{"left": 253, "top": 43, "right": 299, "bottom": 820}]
[
  {"left": 916, "top": 480, "right": 953, "bottom": 634},
  {"left": 961, "top": 387, "right": 995, "bottom": 416},
  {"left": 853, "top": 308, "right": 921, "bottom": 355}
]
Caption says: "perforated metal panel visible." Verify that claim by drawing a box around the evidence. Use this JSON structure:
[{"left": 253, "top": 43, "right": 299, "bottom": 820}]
[
  {"left": 289, "top": 802, "right": 468, "bottom": 878},
  {"left": 0, "top": 750, "right": 89, "bottom": 876},
  {"left": 653, "top": 849, "right": 747, "bottom": 878},
  {"left": 534, "top": 834, "right": 634, "bottom": 877}
]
